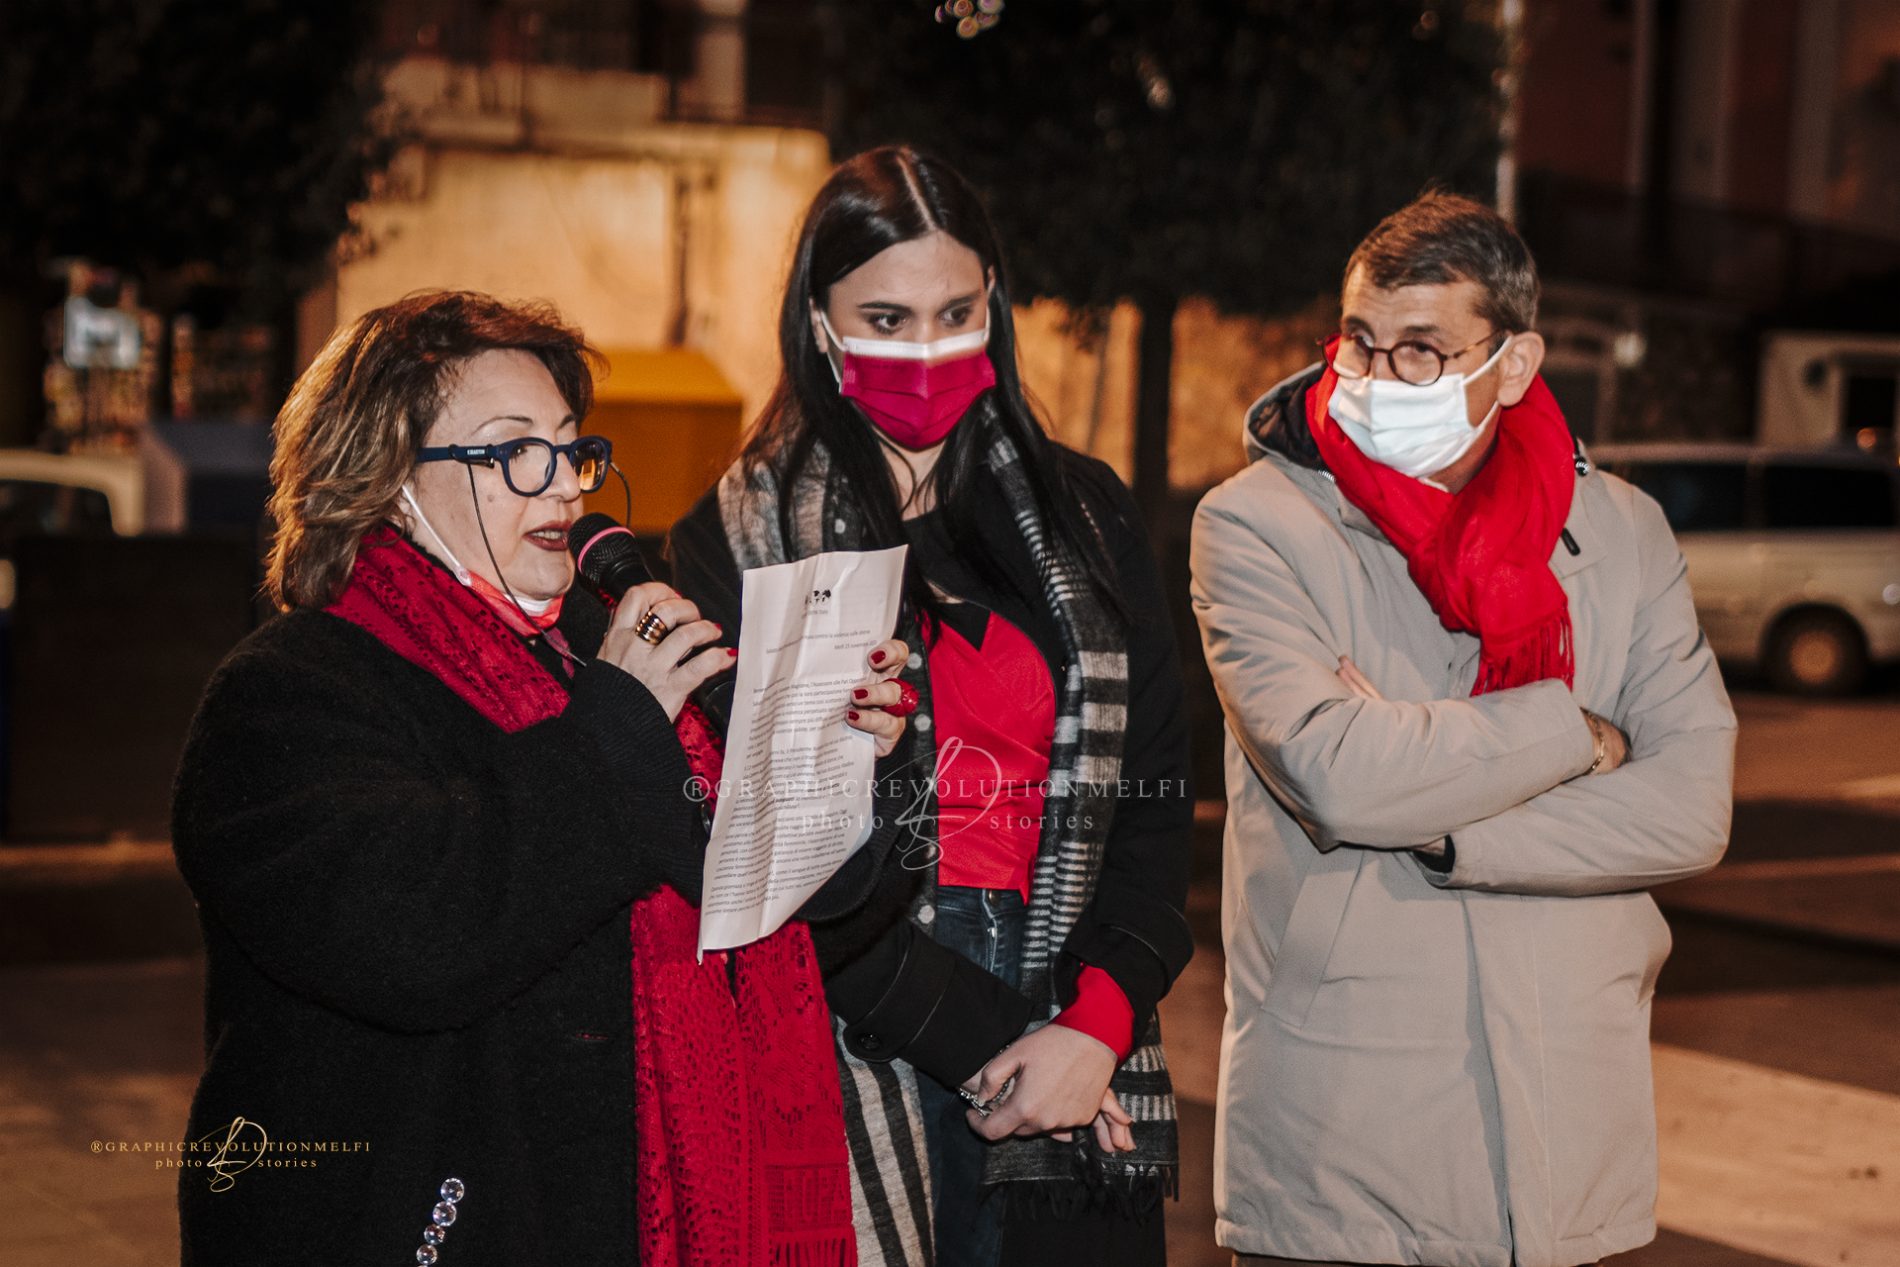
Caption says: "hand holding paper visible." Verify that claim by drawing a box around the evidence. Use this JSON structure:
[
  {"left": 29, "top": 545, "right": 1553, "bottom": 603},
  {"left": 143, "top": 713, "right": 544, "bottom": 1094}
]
[{"left": 698, "top": 546, "right": 909, "bottom": 953}]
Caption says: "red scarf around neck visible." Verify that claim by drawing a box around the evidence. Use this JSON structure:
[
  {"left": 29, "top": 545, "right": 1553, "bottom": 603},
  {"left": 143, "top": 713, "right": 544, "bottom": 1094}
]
[
  {"left": 1304, "top": 349, "right": 1576, "bottom": 694},
  {"left": 328, "top": 526, "right": 855, "bottom": 1267}
]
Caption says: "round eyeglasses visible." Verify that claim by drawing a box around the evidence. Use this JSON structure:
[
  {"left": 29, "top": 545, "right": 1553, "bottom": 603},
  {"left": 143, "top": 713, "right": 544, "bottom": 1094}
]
[
  {"left": 1326, "top": 330, "right": 1503, "bottom": 387},
  {"left": 415, "top": 435, "right": 614, "bottom": 497}
]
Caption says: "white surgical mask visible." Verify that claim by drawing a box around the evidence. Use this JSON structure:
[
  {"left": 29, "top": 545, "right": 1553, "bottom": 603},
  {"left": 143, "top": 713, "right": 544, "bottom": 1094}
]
[
  {"left": 503, "top": 589, "right": 555, "bottom": 616},
  {"left": 399, "top": 483, "right": 470, "bottom": 584},
  {"left": 1328, "top": 335, "right": 1512, "bottom": 479},
  {"left": 398, "top": 483, "right": 558, "bottom": 617}
]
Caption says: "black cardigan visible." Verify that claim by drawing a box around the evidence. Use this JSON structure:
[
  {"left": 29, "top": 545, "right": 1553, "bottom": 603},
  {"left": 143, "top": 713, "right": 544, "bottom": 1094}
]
[
  {"left": 170, "top": 585, "right": 888, "bottom": 1266},
  {"left": 667, "top": 445, "right": 1195, "bottom": 1090}
]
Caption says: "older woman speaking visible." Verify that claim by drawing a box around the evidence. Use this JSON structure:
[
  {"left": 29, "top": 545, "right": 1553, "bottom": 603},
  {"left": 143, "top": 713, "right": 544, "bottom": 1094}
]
[{"left": 172, "top": 291, "right": 908, "bottom": 1266}]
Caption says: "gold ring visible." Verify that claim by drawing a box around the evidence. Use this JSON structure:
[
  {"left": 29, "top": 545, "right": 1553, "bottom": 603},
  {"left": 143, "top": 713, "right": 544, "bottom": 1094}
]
[{"left": 635, "top": 611, "right": 669, "bottom": 645}]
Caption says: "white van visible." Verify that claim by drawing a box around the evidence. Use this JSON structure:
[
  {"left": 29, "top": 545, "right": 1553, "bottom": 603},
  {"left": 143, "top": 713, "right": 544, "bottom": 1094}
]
[
  {"left": 1592, "top": 444, "right": 1900, "bottom": 694},
  {"left": 0, "top": 450, "right": 144, "bottom": 610}
]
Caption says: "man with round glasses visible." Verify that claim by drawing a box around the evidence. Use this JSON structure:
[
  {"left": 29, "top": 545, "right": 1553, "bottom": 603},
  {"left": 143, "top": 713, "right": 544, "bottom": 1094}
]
[{"left": 1191, "top": 193, "right": 1735, "bottom": 1267}]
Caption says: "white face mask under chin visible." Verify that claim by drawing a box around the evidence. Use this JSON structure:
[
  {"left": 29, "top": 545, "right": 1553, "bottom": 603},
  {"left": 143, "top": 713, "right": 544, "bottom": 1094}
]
[
  {"left": 396, "top": 484, "right": 557, "bottom": 617},
  {"left": 504, "top": 589, "right": 556, "bottom": 616},
  {"left": 399, "top": 484, "right": 470, "bottom": 584},
  {"left": 1328, "top": 335, "right": 1512, "bottom": 480}
]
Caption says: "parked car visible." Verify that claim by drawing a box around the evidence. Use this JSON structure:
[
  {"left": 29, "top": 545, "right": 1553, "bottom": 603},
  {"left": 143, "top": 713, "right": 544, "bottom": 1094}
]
[
  {"left": 1592, "top": 443, "right": 1900, "bottom": 695},
  {"left": 0, "top": 450, "right": 144, "bottom": 610}
]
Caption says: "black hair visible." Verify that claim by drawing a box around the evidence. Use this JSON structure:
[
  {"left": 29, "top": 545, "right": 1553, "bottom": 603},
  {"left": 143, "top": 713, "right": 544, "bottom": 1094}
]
[{"left": 743, "top": 144, "right": 1125, "bottom": 629}]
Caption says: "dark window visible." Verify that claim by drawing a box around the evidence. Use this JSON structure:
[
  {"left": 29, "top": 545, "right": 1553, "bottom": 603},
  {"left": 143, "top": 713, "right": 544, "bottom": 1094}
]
[
  {"left": 0, "top": 480, "right": 115, "bottom": 555},
  {"left": 381, "top": 0, "right": 650, "bottom": 72},
  {"left": 1840, "top": 363, "right": 1899, "bottom": 442},
  {"left": 1762, "top": 464, "right": 1899, "bottom": 530},
  {"left": 1615, "top": 461, "right": 1750, "bottom": 532},
  {"left": 745, "top": 0, "right": 825, "bottom": 126},
  {"left": 1541, "top": 367, "right": 1601, "bottom": 443}
]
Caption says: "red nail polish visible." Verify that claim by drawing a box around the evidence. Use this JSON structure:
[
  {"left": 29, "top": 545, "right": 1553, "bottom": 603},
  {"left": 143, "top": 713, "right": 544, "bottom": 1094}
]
[
  {"left": 853, "top": 688, "right": 868, "bottom": 700},
  {"left": 847, "top": 710, "right": 860, "bottom": 721},
  {"left": 727, "top": 648, "right": 738, "bottom": 657},
  {"left": 870, "top": 650, "right": 886, "bottom": 665}
]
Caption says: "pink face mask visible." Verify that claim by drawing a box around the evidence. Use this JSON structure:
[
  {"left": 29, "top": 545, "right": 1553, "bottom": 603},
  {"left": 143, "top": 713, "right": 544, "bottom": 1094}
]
[{"left": 820, "top": 309, "right": 997, "bottom": 449}]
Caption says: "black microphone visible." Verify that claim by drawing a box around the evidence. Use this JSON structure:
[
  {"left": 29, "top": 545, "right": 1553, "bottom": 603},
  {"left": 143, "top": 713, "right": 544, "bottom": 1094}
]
[
  {"left": 570, "top": 512, "right": 654, "bottom": 605},
  {"left": 569, "top": 513, "right": 733, "bottom": 730}
]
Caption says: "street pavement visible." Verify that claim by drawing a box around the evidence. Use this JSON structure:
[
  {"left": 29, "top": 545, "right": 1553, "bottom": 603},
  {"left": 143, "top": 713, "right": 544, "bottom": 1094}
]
[{"left": 2, "top": 691, "right": 1896, "bottom": 1265}]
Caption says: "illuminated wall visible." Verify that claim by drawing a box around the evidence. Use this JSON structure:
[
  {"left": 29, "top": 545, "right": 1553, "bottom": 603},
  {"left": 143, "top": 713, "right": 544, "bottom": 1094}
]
[{"left": 301, "top": 59, "right": 830, "bottom": 433}]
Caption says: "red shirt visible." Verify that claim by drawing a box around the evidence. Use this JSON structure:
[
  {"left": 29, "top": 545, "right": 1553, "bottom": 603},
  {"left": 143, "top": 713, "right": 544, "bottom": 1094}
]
[
  {"left": 927, "top": 609, "right": 1135, "bottom": 1062},
  {"left": 929, "top": 609, "right": 1053, "bottom": 898}
]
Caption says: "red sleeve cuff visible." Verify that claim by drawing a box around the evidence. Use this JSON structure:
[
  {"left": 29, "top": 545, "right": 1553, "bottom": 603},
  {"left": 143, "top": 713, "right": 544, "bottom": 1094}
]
[{"left": 1051, "top": 965, "right": 1136, "bottom": 1064}]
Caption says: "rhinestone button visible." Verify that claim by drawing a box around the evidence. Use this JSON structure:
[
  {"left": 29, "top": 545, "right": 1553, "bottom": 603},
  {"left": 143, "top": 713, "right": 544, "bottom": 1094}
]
[
  {"left": 906, "top": 652, "right": 923, "bottom": 670},
  {"left": 914, "top": 714, "right": 932, "bottom": 733},
  {"left": 918, "top": 904, "right": 935, "bottom": 926},
  {"left": 414, "top": 1178, "right": 464, "bottom": 1264},
  {"left": 834, "top": 517, "right": 849, "bottom": 534}
]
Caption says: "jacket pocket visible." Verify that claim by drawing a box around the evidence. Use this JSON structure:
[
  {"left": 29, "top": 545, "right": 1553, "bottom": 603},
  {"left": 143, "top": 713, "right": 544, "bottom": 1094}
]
[{"left": 1263, "top": 848, "right": 1367, "bottom": 1028}]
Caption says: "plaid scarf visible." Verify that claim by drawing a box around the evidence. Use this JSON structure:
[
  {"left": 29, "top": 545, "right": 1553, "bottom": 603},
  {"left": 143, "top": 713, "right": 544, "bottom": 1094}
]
[{"left": 714, "top": 426, "right": 1177, "bottom": 1266}]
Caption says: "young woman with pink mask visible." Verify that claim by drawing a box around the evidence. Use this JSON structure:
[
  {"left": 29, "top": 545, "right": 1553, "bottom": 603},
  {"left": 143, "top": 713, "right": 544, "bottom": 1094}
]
[{"left": 669, "top": 147, "right": 1194, "bottom": 1267}]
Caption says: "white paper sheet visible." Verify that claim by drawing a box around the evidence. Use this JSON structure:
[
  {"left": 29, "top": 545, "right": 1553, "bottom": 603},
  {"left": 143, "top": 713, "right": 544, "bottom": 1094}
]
[{"left": 697, "top": 545, "right": 908, "bottom": 954}]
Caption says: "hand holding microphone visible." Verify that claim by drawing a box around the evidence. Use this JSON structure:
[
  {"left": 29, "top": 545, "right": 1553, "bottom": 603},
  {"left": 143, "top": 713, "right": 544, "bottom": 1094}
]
[
  {"left": 597, "top": 582, "right": 732, "bottom": 722},
  {"left": 570, "top": 515, "right": 731, "bottom": 722}
]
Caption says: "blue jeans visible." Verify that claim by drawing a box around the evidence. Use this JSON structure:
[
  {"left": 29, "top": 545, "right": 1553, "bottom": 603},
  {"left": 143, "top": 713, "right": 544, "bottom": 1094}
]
[{"left": 915, "top": 885, "right": 1026, "bottom": 1267}]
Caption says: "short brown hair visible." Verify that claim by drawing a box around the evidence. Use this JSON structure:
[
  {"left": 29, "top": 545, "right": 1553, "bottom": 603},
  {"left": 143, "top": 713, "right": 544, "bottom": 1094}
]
[
  {"left": 1345, "top": 191, "right": 1539, "bottom": 332},
  {"left": 265, "top": 290, "right": 598, "bottom": 610}
]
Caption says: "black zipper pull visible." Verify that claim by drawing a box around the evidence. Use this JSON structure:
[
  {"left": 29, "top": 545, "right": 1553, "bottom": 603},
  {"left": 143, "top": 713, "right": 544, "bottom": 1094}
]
[{"left": 1561, "top": 528, "right": 1581, "bottom": 557}]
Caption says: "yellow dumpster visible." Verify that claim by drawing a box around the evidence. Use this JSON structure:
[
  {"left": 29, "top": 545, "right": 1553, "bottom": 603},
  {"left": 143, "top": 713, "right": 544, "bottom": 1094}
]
[{"left": 585, "top": 348, "right": 745, "bottom": 534}]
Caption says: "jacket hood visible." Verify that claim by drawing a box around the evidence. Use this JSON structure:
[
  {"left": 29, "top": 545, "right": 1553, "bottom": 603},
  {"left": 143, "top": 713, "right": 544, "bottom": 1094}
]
[{"left": 1244, "top": 362, "right": 1328, "bottom": 472}]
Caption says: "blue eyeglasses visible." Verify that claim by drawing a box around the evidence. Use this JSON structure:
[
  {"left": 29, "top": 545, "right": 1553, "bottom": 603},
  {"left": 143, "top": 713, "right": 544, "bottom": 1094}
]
[{"left": 416, "top": 435, "right": 614, "bottom": 496}]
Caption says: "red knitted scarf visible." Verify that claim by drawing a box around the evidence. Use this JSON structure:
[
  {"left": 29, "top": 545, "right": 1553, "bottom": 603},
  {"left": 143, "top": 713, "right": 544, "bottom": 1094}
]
[
  {"left": 328, "top": 526, "right": 855, "bottom": 1266},
  {"left": 1305, "top": 348, "right": 1577, "bottom": 694}
]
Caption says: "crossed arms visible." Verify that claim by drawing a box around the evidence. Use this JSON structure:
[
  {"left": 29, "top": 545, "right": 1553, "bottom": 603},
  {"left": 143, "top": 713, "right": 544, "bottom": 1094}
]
[{"left": 1191, "top": 484, "right": 1736, "bottom": 898}]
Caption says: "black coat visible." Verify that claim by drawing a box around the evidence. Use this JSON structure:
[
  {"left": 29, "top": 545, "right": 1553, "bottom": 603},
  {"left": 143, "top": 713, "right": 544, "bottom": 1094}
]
[
  {"left": 667, "top": 445, "right": 1195, "bottom": 1090},
  {"left": 171, "top": 584, "right": 899, "bottom": 1266}
]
